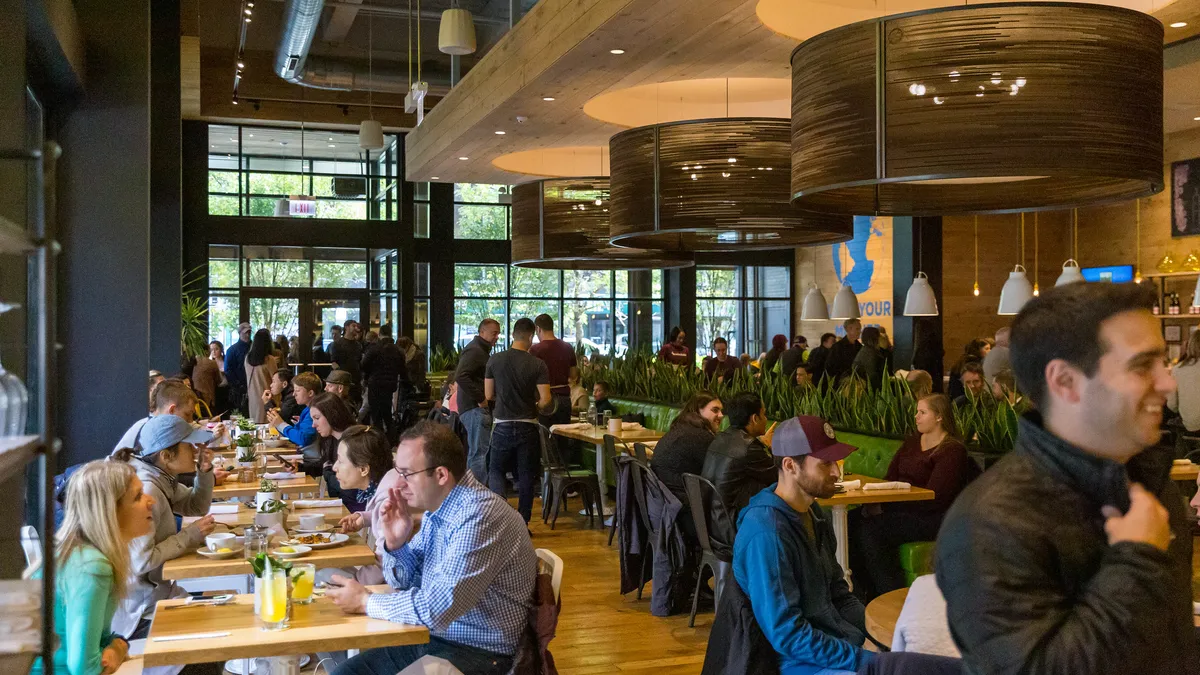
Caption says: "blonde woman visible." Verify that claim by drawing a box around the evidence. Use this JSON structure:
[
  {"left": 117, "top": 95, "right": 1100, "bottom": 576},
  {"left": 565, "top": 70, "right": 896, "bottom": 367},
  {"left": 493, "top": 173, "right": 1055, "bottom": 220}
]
[{"left": 32, "top": 460, "right": 154, "bottom": 675}]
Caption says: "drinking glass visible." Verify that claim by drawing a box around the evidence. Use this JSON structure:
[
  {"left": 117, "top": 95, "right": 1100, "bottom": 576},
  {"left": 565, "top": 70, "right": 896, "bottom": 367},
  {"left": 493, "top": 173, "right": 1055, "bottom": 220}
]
[
  {"left": 289, "top": 564, "right": 316, "bottom": 605},
  {"left": 243, "top": 526, "right": 270, "bottom": 560},
  {"left": 257, "top": 566, "right": 291, "bottom": 631}
]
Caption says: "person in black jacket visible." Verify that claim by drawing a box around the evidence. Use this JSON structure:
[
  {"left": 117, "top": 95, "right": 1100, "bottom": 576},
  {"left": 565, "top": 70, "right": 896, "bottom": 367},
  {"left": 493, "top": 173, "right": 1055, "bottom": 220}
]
[
  {"left": 778, "top": 335, "right": 808, "bottom": 382},
  {"left": 651, "top": 392, "right": 724, "bottom": 548},
  {"left": 805, "top": 333, "right": 836, "bottom": 382},
  {"left": 455, "top": 318, "right": 501, "bottom": 483},
  {"left": 936, "top": 281, "right": 1198, "bottom": 675},
  {"left": 701, "top": 392, "right": 776, "bottom": 527},
  {"left": 822, "top": 320, "right": 862, "bottom": 384},
  {"left": 361, "top": 325, "right": 408, "bottom": 441}
]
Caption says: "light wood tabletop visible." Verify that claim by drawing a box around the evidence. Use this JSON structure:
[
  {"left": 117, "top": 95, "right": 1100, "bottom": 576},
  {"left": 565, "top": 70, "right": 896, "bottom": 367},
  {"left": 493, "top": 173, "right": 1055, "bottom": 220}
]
[
  {"left": 142, "top": 593, "right": 428, "bottom": 667},
  {"left": 212, "top": 475, "right": 319, "bottom": 499},
  {"left": 818, "top": 475, "right": 936, "bottom": 507},
  {"left": 551, "top": 424, "right": 663, "bottom": 445},
  {"left": 864, "top": 587, "right": 908, "bottom": 648},
  {"left": 1170, "top": 462, "right": 1199, "bottom": 482},
  {"left": 184, "top": 504, "right": 349, "bottom": 530},
  {"left": 162, "top": 535, "right": 376, "bottom": 580}
]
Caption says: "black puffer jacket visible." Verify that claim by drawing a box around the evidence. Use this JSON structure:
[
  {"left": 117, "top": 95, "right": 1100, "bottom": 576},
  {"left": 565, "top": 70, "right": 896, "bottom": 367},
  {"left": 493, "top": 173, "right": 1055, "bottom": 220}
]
[{"left": 936, "top": 413, "right": 1198, "bottom": 675}]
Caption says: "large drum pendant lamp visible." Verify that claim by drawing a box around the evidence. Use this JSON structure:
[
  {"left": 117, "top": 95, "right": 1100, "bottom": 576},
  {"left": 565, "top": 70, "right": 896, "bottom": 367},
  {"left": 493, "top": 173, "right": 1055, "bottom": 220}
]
[
  {"left": 789, "top": 3, "right": 1163, "bottom": 216},
  {"left": 608, "top": 118, "right": 853, "bottom": 251},
  {"left": 512, "top": 178, "right": 693, "bottom": 270}
]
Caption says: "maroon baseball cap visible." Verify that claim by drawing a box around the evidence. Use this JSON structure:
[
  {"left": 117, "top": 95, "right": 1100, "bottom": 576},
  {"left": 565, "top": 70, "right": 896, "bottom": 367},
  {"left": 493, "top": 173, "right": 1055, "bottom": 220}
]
[{"left": 772, "top": 416, "right": 857, "bottom": 462}]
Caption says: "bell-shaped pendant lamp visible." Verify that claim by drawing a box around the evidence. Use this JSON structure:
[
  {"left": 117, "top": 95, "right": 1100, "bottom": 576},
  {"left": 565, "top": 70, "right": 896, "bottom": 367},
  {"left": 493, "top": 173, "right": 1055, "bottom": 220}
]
[
  {"left": 438, "top": 7, "right": 477, "bottom": 55},
  {"left": 830, "top": 283, "right": 861, "bottom": 320},
  {"left": 998, "top": 265, "right": 1034, "bottom": 316},
  {"left": 358, "top": 120, "right": 385, "bottom": 151},
  {"left": 1055, "top": 259, "right": 1084, "bottom": 287},
  {"left": 903, "top": 272, "right": 939, "bottom": 316},
  {"left": 801, "top": 285, "right": 830, "bottom": 321}
]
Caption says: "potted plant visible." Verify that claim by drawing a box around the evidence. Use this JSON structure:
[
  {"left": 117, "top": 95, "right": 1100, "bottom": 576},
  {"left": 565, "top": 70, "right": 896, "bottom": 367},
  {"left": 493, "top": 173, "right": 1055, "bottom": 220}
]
[
  {"left": 235, "top": 434, "right": 256, "bottom": 467},
  {"left": 256, "top": 477, "right": 279, "bottom": 507},
  {"left": 254, "top": 497, "right": 287, "bottom": 530}
]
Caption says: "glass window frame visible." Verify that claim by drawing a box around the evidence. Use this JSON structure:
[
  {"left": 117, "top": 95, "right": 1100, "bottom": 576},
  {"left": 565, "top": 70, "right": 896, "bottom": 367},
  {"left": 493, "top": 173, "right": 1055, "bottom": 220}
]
[{"left": 695, "top": 265, "right": 792, "bottom": 363}]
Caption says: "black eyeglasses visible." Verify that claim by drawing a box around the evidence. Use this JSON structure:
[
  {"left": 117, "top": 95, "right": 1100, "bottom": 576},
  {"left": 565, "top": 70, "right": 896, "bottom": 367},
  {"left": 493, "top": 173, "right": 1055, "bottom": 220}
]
[{"left": 396, "top": 466, "right": 438, "bottom": 480}]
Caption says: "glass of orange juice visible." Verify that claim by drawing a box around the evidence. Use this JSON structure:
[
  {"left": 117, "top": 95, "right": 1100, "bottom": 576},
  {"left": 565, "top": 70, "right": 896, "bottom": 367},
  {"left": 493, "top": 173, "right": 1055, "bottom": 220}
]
[
  {"left": 257, "top": 566, "right": 291, "bottom": 631},
  {"left": 290, "top": 564, "right": 316, "bottom": 605}
]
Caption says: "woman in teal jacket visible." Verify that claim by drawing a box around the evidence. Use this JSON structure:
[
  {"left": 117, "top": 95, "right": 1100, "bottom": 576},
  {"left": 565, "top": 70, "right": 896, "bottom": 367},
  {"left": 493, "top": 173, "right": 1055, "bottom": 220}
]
[{"left": 33, "top": 459, "right": 156, "bottom": 675}]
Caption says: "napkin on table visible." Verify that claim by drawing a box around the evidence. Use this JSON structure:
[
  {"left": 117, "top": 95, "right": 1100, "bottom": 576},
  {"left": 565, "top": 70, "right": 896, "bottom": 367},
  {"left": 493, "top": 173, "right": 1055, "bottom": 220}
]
[
  {"left": 836, "top": 479, "right": 861, "bottom": 491},
  {"left": 207, "top": 503, "right": 239, "bottom": 514},
  {"left": 549, "top": 422, "right": 593, "bottom": 433},
  {"left": 262, "top": 472, "right": 298, "bottom": 480},
  {"left": 292, "top": 499, "right": 342, "bottom": 509},
  {"left": 862, "top": 481, "right": 912, "bottom": 491},
  {"left": 621, "top": 422, "right": 644, "bottom": 431}
]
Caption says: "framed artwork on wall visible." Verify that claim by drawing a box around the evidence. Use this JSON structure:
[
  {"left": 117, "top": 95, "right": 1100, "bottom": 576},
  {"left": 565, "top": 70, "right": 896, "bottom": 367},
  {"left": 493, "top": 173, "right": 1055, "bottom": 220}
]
[
  {"left": 1165, "top": 325, "right": 1182, "bottom": 342},
  {"left": 1172, "top": 157, "right": 1200, "bottom": 237}
]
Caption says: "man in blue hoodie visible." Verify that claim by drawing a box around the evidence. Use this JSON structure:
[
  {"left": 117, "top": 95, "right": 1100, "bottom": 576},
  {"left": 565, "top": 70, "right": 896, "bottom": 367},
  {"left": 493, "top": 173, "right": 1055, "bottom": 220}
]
[{"left": 735, "top": 415, "right": 872, "bottom": 675}]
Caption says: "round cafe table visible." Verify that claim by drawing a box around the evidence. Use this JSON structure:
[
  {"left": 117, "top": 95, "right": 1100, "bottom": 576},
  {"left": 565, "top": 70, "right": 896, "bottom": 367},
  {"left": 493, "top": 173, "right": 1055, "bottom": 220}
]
[{"left": 864, "top": 587, "right": 909, "bottom": 649}]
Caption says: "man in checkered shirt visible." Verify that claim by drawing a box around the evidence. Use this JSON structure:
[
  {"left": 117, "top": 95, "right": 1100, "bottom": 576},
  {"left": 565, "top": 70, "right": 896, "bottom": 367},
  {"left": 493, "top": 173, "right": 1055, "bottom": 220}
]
[{"left": 328, "top": 421, "right": 536, "bottom": 675}]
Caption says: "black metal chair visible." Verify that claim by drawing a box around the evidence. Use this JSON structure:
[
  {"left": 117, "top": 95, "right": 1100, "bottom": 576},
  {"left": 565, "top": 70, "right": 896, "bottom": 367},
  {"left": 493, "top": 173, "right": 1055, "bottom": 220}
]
[
  {"left": 623, "top": 456, "right": 658, "bottom": 600},
  {"left": 539, "top": 425, "right": 603, "bottom": 529},
  {"left": 632, "top": 442, "right": 650, "bottom": 463},
  {"left": 682, "top": 472, "right": 736, "bottom": 627},
  {"left": 605, "top": 434, "right": 634, "bottom": 546}
]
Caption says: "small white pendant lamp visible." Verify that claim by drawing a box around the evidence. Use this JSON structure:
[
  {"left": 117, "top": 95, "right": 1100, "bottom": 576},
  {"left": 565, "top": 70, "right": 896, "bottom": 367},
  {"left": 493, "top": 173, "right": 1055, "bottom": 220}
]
[
  {"left": 439, "top": 6, "right": 477, "bottom": 55},
  {"left": 800, "top": 284, "right": 830, "bottom": 321},
  {"left": 998, "top": 264, "right": 1034, "bottom": 316},
  {"left": 1055, "top": 259, "right": 1084, "bottom": 286},
  {"left": 904, "top": 272, "right": 939, "bottom": 316},
  {"left": 830, "top": 283, "right": 861, "bottom": 320},
  {"left": 359, "top": 120, "right": 385, "bottom": 151}
]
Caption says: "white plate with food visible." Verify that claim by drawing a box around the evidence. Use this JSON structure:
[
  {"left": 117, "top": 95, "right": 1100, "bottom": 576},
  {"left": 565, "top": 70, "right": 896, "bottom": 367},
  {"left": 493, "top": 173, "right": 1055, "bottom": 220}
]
[
  {"left": 196, "top": 545, "right": 244, "bottom": 559},
  {"left": 291, "top": 524, "right": 334, "bottom": 534},
  {"left": 271, "top": 544, "right": 312, "bottom": 559},
  {"left": 284, "top": 532, "right": 348, "bottom": 549}
]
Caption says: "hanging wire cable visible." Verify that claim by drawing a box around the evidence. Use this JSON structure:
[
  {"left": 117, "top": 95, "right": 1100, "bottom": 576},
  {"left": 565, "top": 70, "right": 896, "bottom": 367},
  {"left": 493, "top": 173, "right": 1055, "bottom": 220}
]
[
  {"left": 1033, "top": 212, "right": 1039, "bottom": 295},
  {"left": 1073, "top": 208, "right": 1078, "bottom": 260},
  {"left": 407, "top": 0, "right": 413, "bottom": 90},
  {"left": 1135, "top": 199, "right": 1142, "bottom": 283},
  {"left": 973, "top": 215, "right": 980, "bottom": 296},
  {"left": 368, "top": 4, "right": 374, "bottom": 119},
  {"left": 1020, "top": 212, "right": 1026, "bottom": 270}
]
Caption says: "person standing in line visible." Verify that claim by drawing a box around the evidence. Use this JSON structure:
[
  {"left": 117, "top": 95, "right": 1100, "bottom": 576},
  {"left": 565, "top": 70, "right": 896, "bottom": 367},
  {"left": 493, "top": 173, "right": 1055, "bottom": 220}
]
[
  {"left": 329, "top": 319, "right": 364, "bottom": 401},
  {"left": 658, "top": 326, "right": 691, "bottom": 366},
  {"left": 223, "top": 322, "right": 252, "bottom": 414},
  {"left": 245, "top": 328, "right": 278, "bottom": 424},
  {"left": 361, "top": 324, "right": 407, "bottom": 440},
  {"left": 484, "top": 317, "right": 552, "bottom": 523},
  {"left": 456, "top": 318, "right": 501, "bottom": 483},
  {"left": 529, "top": 314, "right": 576, "bottom": 454},
  {"left": 823, "top": 319, "right": 863, "bottom": 384},
  {"left": 936, "top": 282, "right": 1198, "bottom": 674}
]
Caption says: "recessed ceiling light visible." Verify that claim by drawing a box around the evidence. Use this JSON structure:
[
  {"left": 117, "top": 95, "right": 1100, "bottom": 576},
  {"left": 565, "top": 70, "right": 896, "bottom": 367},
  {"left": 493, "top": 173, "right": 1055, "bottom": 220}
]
[
  {"left": 328, "top": 137, "right": 333, "bottom": 141},
  {"left": 495, "top": 130, "right": 506, "bottom": 135},
  {"left": 610, "top": 49, "right": 625, "bottom": 55},
  {"left": 431, "top": 176, "right": 439, "bottom": 180},
  {"left": 1194, "top": 116, "right": 1200, "bottom": 121},
  {"left": 328, "top": 144, "right": 335, "bottom": 147},
  {"left": 237, "top": 60, "right": 245, "bottom": 69},
  {"left": 1171, "top": 21, "right": 1188, "bottom": 28},
  {"left": 542, "top": 97, "right": 555, "bottom": 101},
  {"left": 458, "top": 156, "right": 469, "bottom": 160}
]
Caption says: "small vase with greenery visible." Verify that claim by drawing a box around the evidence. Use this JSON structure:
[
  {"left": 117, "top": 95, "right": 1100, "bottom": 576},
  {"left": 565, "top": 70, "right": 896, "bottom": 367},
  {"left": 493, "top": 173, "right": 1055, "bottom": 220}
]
[
  {"left": 236, "top": 435, "right": 256, "bottom": 465},
  {"left": 256, "top": 477, "right": 280, "bottom": 508}
]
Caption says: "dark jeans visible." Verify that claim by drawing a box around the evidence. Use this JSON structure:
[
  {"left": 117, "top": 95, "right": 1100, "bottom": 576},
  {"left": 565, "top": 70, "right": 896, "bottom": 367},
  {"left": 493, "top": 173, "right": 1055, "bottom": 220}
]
[
  {"left": 365, "top": 386, "right": 395, "bottom": 440},
  {"left": 488, "top": 421, "right": 542, "bottom": 522},
  {"left": 856, "top": 652, "right": 963, "bottom": 675},
  {"left": 332, "top": 636, "right": 513, "bottom": 675},
  {"left": 848, "top": 508, "right": 943, "bottom": 602}
]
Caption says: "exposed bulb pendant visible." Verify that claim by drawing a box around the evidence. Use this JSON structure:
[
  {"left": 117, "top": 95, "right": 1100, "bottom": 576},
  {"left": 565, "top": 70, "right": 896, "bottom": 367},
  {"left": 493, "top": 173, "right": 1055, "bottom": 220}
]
[
  {"left": 972, "top": 215, "right": 980, "bottom": 297},
  {"left": 1134, "top": 199, "right": 1143, "bottom": 283},
  {"left": 1032, "top": 213, "right": 1039, "bottom": 296}
]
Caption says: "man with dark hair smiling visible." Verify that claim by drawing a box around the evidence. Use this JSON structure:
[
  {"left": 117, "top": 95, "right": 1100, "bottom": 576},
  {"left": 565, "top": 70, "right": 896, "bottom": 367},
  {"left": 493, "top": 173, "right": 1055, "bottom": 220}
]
[
  {"left": 936, "top": 282, "right": 1198, "bottom": 674},
  {"left": 327, "top": 421, "right": 536, "bottom": 675}
]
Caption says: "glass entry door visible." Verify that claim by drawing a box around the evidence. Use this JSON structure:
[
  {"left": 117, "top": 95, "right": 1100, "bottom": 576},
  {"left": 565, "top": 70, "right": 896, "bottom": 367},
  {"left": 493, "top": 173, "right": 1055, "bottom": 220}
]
[{"left": 241, "top": 290, "right": 366, "bottom": 372}]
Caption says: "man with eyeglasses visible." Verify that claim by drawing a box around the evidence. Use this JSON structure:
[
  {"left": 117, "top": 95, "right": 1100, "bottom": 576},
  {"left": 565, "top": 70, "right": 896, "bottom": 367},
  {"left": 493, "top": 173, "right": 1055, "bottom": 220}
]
[{"left": 327, "top": 421, "right": 536, "bottom": 675}]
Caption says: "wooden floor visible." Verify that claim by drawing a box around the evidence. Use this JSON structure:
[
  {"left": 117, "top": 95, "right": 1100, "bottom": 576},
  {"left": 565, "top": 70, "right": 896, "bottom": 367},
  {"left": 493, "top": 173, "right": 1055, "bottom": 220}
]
[{"left": 525, "top": 497, "right": 712, "bottom": 675}]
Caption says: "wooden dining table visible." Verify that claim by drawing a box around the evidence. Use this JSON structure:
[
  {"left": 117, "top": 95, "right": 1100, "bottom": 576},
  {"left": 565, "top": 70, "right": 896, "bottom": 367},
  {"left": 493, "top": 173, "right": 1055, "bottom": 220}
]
[
  {"left": 212, "top": 475, "right": 320, "bottom": 500},
  {"left": 162, "top": 533, "right": 376, "bottom": 580},
  {"left": 185, "top": 504, "right": 351, "bottom": 531},
  {"left": 141, "top": 593, "right": 428, "bottom": 667},
  {"left": 864, "top": 587, "right": 909, "bottom": 649},
  {"left": 817, "top": 476, "right": 936, "bottom": 587},
  {"left": 1170, "top": 462, "right": 1199, "bottom": 482},
  {"left": 551, "top": 423, "right": 664, "bottom": 517}
]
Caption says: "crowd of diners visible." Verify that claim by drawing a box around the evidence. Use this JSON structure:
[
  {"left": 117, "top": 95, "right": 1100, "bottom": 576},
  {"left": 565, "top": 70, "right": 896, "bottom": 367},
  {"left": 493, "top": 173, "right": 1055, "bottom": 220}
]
[{"left": 30, "top": 282, "right": 1200, "bottom": 675}]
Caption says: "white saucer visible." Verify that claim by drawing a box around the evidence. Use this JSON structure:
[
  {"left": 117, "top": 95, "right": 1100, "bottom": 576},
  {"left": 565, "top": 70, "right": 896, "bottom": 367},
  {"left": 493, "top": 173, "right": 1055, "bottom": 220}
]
[
  {"left": 270, "top": 545, "right": 312, "bottom": 559},
  {"left": 291, "top": 524, "right": 333, "bottom": 533},
  {"left": 196, "top": 546, "right": 244, "bottom": 559}
]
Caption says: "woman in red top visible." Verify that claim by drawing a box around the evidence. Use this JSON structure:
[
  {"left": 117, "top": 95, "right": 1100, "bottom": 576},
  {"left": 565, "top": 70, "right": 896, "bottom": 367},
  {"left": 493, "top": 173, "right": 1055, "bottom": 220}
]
[
  {"left": 657, "top": 326, "right": 692, "bottom": 366},
  {"left": 849, "top": 393, "right": 976, "bottom": 601}
]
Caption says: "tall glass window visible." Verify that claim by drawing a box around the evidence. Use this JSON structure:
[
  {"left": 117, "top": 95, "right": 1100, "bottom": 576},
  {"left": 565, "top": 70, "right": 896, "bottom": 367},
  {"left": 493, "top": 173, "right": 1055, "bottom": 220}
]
[
  {"left": 453, "top": 183, "right": 511, "bottom": 239},
  {"left": 453, "top": 264, "right": 508, "bottom": 347},
  {"left": 413, "top": 181, "right": 430, "bottom": 238},
  {"left": 414, "top": 262, "right": 431, "bottom": 348},
  {"left": 206, "top": 124, "right": 400, "bottom": 221},
  {"left": 696, "top": 265, "right": 791, "bottom": 364}
]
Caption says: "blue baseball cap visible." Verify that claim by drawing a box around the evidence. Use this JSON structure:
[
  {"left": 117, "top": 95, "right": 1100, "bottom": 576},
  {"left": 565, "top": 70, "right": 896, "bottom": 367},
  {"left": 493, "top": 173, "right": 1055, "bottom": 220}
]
[
  {"left": 139, "top": 414, "right": 213, "bottom": 456},
  {"left": 772, "top": 416, "right": 857, "bottom": 462}
]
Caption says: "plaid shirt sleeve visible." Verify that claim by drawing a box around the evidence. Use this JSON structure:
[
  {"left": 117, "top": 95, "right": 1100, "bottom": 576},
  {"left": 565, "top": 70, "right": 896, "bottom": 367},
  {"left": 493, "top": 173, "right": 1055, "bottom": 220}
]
[
  {"left": 377, "top": 527, "right": 424, "bottom": 591},
  {"left": 364, "top": 512, "right": 508, "bottom": 633}
]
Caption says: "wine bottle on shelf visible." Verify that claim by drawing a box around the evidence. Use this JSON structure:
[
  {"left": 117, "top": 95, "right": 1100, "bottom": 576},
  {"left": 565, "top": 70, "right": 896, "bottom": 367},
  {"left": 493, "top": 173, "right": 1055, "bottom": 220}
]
[
  {"left": 1173, "top": 293, "right": 1182, "bottom": 315},
  {"left": 1153, "top": 295, "right": 1161, "bottom": 315}
]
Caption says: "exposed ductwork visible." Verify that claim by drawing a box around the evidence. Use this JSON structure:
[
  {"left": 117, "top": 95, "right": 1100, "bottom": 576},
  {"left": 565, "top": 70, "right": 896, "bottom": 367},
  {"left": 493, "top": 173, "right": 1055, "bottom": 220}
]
[{"left": 273, "top": 0, "right": 450, "bottom": 96}]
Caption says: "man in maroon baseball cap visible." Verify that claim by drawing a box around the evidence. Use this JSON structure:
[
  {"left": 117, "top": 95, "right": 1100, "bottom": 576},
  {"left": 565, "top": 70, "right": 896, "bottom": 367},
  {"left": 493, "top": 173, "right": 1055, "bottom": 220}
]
[{"left": 726, "top": 415, "right": 873, "bottom": 674}]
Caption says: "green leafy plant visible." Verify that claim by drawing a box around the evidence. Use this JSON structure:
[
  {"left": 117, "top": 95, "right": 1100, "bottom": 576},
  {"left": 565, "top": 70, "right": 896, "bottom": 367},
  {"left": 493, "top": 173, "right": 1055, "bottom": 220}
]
[
  {"left": 250, "top": 553, "right": 292, "bottom": 577},
  {"left": 180, "top": 267, "right": 209, "bottom": 360},
  {"left": 257, "top": 498, "right": 286, "bottom": 513},
  {"left": 236, "top": 434, "right": 255, "bottom": 450},
  {"left": 429, "top": 344, "right": 461, "bottom": 373},
  {"left": 237, "top": 418, "right": 257, "bottom": 432},
  {"left": 259, "top": 478, "right": 278, "bottom": 493}
]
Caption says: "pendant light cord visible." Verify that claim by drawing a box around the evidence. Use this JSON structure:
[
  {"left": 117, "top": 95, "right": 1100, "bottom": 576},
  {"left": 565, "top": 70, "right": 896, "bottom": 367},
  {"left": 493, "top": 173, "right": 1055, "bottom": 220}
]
[
  {"left": 416, "top": 0, "right": 422, "bottom": 82},
  {"left": 1135, "top": 199, "right": 1141, "bottom": 280},
  {"left": 407, "top": 0, "right": 412, "bottom": 89},
  {"left": 973, "top": 215, "right": 979, "bottom": 292},
  {"left": 368, "top": 5, "right": 374, "bottom": 119},
  {"left": 1073, "top": 208, "right": 1078, "bottom": 260},
  {"left": 1020, "top": 213, "right": 1026, "bottom": 270},
  {"left": 1033, "top": 212, "right": 1039, "bottom": 289}
]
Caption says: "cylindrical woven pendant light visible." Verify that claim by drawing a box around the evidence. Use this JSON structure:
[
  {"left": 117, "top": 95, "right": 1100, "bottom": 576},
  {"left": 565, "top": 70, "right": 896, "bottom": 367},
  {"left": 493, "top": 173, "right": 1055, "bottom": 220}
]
[
  {"left": 608, "top": 118, "right": 853, "bottom": 251},
  {"left": 438, "top": 7, "right": 476, "bottom": 55},
  {"left": 790, "top": 3, "right": 1163, "bottom": 215},
  {"left": 512, "top": 178, "right": 693, "bottom": 270}
]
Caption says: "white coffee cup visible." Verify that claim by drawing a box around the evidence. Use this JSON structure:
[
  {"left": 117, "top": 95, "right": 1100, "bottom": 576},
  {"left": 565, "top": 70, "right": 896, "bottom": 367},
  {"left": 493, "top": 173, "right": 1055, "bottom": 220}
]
[
  {"left": 206, "top": 532, "right": 235, "bottom": 552},
  {"left": 607, "top": 418, "right": 622, "bottom": 435},
  {"left": 298, "top": 513, "right": 325, "bottom": 530}
]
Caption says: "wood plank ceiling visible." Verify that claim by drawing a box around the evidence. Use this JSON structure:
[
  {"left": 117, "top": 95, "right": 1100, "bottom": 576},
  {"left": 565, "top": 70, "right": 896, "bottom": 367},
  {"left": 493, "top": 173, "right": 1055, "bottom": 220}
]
[{"left": 404, "top": 0, "right": 1200, "bottom": 185}]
